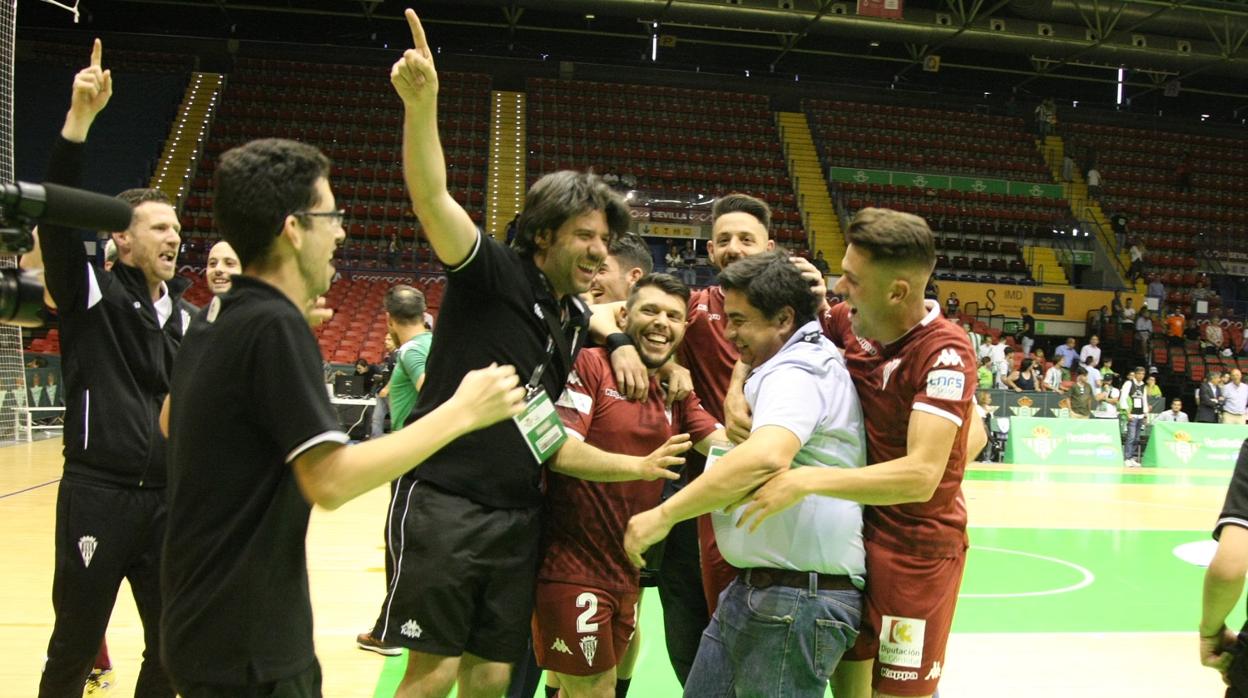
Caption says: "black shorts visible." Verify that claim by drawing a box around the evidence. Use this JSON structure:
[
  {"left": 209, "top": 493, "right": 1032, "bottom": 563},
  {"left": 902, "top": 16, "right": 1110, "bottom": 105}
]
[{"left": 373, "top": 480, "right": 542, "bottom": 663}]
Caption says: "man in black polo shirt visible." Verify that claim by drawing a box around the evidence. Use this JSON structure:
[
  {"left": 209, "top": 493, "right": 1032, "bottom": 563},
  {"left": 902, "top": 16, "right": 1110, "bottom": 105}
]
[
  {"left": 376, "top": 12, "right": 689, "bottom": 697},
  {"left": 160, "top": 138, "right": 528, "bottom": 697}
]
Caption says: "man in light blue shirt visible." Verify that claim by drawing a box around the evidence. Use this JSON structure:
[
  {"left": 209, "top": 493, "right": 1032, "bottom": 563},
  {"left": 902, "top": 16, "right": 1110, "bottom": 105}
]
[
  {"left": 1054, "top": 337, "right": 1080, "bottom": 374},
  {"left": 625, "top": 251, "right": 865, "bottom": 697}
]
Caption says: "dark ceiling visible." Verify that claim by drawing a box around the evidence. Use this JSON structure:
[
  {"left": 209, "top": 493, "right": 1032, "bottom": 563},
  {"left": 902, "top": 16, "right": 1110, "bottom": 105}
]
[{"left": 16, "top": 0, "right": 1248, "bottom": 114}]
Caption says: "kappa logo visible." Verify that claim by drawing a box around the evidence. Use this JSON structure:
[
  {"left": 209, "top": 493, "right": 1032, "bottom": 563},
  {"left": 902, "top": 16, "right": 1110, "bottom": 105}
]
[
  {"left": 931, "top": 348, "right": 964, "bottom": 368},
  {"left": 550, "top": 638, "right": 573, "bottom": 655},
  {"left": 533, "top": 303, "right": 545, "bottom": 320},
  {"left": 881, "top": 358, "right": 902, "bottom": 390},
  {"left": 400, "top": 619, "right": 423, "bottom": 639},
  {"left": 604, "top": 388, "right": 627, "bottom": 401},
  {"left": 879, "top": 668, "right": 919, "bottom": 681},
  {"left": 579, "top": 635, "right": 599, "bottom": 667},
  {"left": 925, "top": 661, "right": 942, "bottom": 680},
  {"left": 78, "top": 536, "right": 98, "bottom": 568},
  {"left": 855, "top": 335, "right": 878, "bottom": 356}
]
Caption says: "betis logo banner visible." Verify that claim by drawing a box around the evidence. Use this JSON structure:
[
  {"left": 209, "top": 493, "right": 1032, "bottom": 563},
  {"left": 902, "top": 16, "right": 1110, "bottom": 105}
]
[
  {"left": 1004, "top": 417, "right": 1124, "bottom": 465},
  {"left": 1142, "top": 422, "right": 1245, "bottom": 470}
]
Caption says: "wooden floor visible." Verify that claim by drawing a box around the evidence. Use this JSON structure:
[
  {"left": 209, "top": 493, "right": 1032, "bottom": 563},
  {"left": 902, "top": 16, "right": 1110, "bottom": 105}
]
[{"left": 0, "top": 438, "right": 1232, "bottom": 697}]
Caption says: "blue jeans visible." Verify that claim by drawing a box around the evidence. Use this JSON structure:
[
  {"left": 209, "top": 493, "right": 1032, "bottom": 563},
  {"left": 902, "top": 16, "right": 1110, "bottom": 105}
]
[
  {"left": 370, "top": 395, "right": 388, "bottom": 439},
  {"left": 684, "top": 576, "right": 861, "bottom": 697},
  {"left": 1124, "top": 415, "right": 1144, "bottom": 460}
]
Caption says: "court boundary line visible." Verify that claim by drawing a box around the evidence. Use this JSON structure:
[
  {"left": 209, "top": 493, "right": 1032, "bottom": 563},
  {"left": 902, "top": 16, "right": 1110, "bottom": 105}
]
[
  {"left": 960, "top": 545, "right": 1095, "bottom": 599},
  {"left": 0, "top": 478, "right": 59, "bottom": 500}
]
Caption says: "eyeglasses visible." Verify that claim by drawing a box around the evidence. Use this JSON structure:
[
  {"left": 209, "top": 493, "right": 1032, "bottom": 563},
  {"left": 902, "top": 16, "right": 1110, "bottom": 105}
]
[{"left": 293, "top": 209, "right": 347, "bottom": 226}]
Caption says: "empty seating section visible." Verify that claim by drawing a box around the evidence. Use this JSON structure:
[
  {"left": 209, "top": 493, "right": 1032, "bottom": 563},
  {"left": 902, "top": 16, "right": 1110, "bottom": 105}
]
[
  {"left": 22, "top": 40, "right": 195, "bottom": 74},
  {"left": 525, "top": 78, "right": 807, "bottom": 248},
  {"left": 314, "top": 275, "right": 445, "bottom": 365},
  {"left": 180, "top": 57, "right": 491, "bottom": 270},
  {"left": 1064, "top": 120, "right": 1248, "bottom": 294},
  {"left": 806, "top": 99, "right": 1048, "bottom": 180},
  {"left": 805, "top": 99, "right": 1079, "bottom": 285}
]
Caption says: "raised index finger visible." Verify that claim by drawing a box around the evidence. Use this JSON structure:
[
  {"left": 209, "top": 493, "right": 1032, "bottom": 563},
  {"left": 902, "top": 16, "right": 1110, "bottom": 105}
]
[
  {"left": 405, "top": 9, "right": 428, "bottom": 51},
  {"left": 90, "top": 38, "right": 102, "bottom": 68}
]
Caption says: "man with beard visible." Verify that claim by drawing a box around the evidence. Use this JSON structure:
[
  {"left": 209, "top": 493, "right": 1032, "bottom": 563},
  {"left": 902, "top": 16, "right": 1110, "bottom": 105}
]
[
  {"left": 624, "top": 252, "right": 867, "bottom": 697},
  {"left": 588, "top": 234, "right": 652, "bottom": 304},
  {"left": 733, "top": 208, "right": 983, "bottom": 698},
  {"left": 592, "top": 192, "right": 802, "bottom": 684},
  {"left": 373, "top": 12, "right": 688, "bottom": 697},
  {"left": 534, "top": 274, "right": 723, "bottom": 698}
]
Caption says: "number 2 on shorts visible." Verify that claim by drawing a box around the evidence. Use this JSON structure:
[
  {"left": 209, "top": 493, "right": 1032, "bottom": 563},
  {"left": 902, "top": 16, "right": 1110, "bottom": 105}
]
[{"left": 575, "top": 592, "right": 599, "bottom": 633}]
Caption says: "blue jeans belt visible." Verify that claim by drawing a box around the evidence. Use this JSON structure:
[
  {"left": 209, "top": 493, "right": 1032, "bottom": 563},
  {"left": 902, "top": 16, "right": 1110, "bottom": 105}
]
[{"left": 741, "top": 568, "right": 856, "bottom": 592}]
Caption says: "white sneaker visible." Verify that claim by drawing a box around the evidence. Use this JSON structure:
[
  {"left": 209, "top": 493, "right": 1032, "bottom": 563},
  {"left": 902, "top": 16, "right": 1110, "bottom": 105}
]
[{"left": 1125, "top": 459, "right": 1141, "bottom": 468}]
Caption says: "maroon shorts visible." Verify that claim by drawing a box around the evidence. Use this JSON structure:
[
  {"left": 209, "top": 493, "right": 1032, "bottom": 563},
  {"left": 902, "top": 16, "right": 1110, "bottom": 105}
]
[
  {"left": 531, "top": 580, "right": 638, "bottom": 677},
  {"left": 844, "top": 541, "right": 966, "bottom": 696}
]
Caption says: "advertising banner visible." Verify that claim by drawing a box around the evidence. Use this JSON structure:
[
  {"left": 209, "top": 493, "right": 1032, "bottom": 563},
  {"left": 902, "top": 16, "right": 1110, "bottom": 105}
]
[
  {"left": 1142, "top": 421, "right": 1246, "bottom": 470},
  {"left": 1004, "top": 417, "right": 1123, "bottom": 465}
]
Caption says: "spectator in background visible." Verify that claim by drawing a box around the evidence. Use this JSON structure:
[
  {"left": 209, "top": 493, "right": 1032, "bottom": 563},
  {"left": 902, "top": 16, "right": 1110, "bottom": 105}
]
[
  {"left": 988, "top": 335, "right": 1009, "bottom": 378},
  {"left": 964, "top": 320, "right": 986, "bottom": 359},
  {"left": 1055, "top": 336, "right": 1080, "bottom": 374},
  {"left": 1035, "top": 98, "right": 1056, "bottom": 137},
  {"left": 665, "top": 241, "right": 681, "bottom": 274},
  {"left": 1175, "top": 152, "right": 1193, "bottom": 194},
  {"left": 977, "top": 355, "right": 995, "bottom": 390},
  {"left": 1110, "top": 291, "right": 1124, "bottom": 322},
  {"left": 1198, "top": 368, "right": 1225, "bottom": 423},
  {"left": 369, "top": 334, "right": 397, "bottom": 440},
  {"left": 1080, "top": 334, "right": 1102, "bottom": 367},
  {"left": 995, "top": 346, "right": 1016, "bottom": 389},
  {"left": 1100, "top": 356, "right": 1118, "bottom": 384},
  {"left": 1120, "top": 298, "right": 1136, "bottom": 326},
  {"left": 1093, "top": 373, "right": 1122, "bottom": 422},
  {"left": 1127, "top": 239, "right": 1145, "bottom": 283},
  {"left": 1061, "top": 153, "right": 1075, "bottom": 182},
  {"left": 1146, "top": 274, "right": 1166, "bottom": 302},
  {"left": 1086, "top": 166, "right": 1102, "bottom": 199},
  {"left": 1222, "top": 369, "right": 1248, "bottom": 425},
  {"left": 945, "top": 291, "right": 959, "bottom": 318},
  {"left": 1204, "top": 312, "right": 1228, "bottom": 355},
  {"left": 1154, "top": 398, "right": 1189, "bottom": 422},
  {"left": 1145, "top": 374, "right": 1163, "bottom": 399},
  {"left": 1043, "top": 355, "right": 1064, "bottom": 392},
  {"left": 1067, "top": 368, "right": 1093, "bottom": 419},
  {"left": 812, "top": 249, "right": 830, "bottom": 275},
  {"left": 1120, "top": 367, "right": 1150, "bottom": 468},
  {"left": 1135, "top": 309, "right": 1153, "bottom": 348},
  {"left": 1166, "top": 306, "right": 1187, "bottom": 346},
  {"left": 1083, "top": 355, "right": 1102, "bottom": 393},
  {"left": 1016, "top": 306, "right": 1036, "bottom": 356},
  {"left": 1004, "top": 357, "right": 1041, "bottom": 392}
]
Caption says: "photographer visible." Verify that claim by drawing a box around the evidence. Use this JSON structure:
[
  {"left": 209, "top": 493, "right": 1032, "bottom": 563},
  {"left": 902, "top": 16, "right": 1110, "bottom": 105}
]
[{"left": 36, "top": 40, "right": 184, "bottom": 697}]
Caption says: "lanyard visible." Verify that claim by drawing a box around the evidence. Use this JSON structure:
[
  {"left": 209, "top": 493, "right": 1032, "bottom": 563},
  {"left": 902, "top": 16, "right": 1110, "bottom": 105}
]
[{"left": 526, "top": 304, "right": 581, "bottom": 398}]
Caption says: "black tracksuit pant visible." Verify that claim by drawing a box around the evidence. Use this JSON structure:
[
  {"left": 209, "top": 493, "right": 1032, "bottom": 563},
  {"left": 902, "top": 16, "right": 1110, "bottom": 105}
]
[{"left": 39, "top": 477, "right": 173, "bottom": 697}]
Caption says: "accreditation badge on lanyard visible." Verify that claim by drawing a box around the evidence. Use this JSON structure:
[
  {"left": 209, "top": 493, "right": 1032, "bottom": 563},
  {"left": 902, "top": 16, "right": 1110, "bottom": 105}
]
[
  {"left": 514, "top": 305, "right": 579, "bottom": 463},
  {"left": 514, "top": 385, "right": 567, "bottom": 464}
]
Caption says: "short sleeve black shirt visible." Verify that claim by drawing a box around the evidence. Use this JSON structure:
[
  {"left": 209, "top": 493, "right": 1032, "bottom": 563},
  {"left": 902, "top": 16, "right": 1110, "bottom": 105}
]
[
  {"left": 406, "top": 232, "right": 589, "bottom": 509},
  {"left": 1214, "top": 440, "right": 1248, "bottom": 542},
  {"left": 161, "top": 275, "right": 348, "bottom": 685}
]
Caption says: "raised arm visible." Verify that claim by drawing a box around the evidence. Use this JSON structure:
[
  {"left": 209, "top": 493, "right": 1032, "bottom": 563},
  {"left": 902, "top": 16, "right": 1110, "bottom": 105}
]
[
  {"left": 42, "top": 39, "right": 113, "bottom": 312},
  {"left": 390, "top": 10, "right": 477, "bottom": 267}
]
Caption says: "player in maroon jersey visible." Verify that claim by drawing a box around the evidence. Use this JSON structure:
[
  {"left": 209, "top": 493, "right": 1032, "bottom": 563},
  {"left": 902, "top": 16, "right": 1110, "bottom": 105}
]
[
  {"left": 536, "top": 273, "right": 724, "bottom": 697},
  {"left": 733, "top": 208, "right": 985, "bottom": 698}
]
